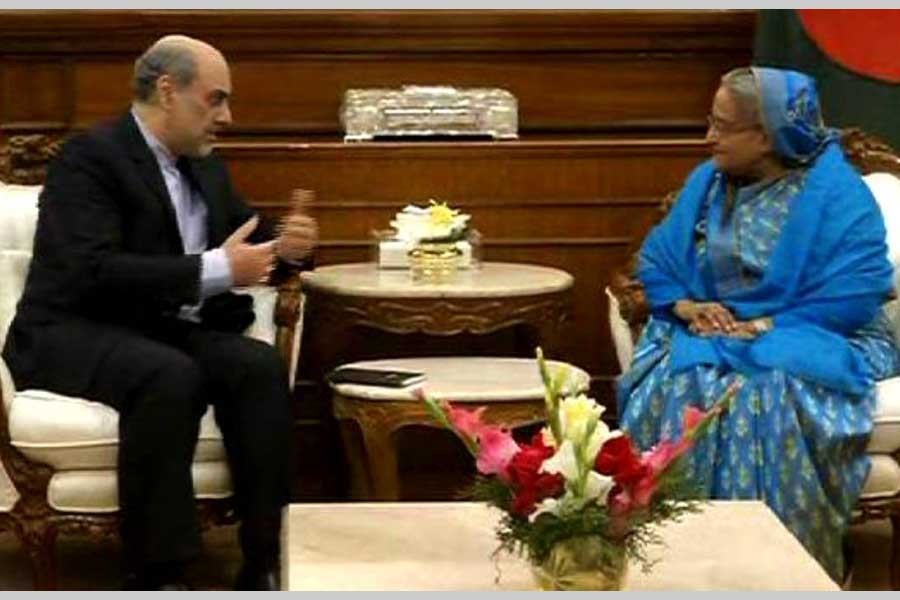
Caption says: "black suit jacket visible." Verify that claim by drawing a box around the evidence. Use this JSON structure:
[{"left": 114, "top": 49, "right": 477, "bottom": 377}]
[{"left": 2, "top": 112, "right": 289, "bottom": 392}]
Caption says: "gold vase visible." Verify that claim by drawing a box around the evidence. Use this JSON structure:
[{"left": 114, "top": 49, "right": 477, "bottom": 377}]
[
  {"left": 530, "top": 536, "right": 628, "bottom": 591},
  {"left": 408, "top": 241, "right": 462, "bottom": 283}
]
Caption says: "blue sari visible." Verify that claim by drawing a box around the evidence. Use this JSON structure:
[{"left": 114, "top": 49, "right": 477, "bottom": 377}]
[{"left": 617, "top": 69, "right": 899, "bottom": 581}]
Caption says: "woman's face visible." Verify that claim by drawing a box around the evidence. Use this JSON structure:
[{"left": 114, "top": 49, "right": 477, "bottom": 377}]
[{"left": 705, "top": 86, "right": 773, "bottom": 178}]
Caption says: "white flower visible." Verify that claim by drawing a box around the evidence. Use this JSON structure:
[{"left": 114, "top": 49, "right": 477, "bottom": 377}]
[
  {"left": 540, "top": 439, "right": 579, "bottom": 482},
  {"left": 583, "top": 471, "right": 615, "bottom": 505},
  {"left": 585, "top": 428, "right": 621, "bottom": 467},
  {"left": 390, "top": 203, "right": 470, "bottom": 243},
  {"left": 529, "top": 497, "right": 563, "bottom": 522},
  {"left": 539, "top": 426, "right": 557, "bottom": 448},
  {"left": 559, "top": 394, "right": 605, "bottom": 446}
]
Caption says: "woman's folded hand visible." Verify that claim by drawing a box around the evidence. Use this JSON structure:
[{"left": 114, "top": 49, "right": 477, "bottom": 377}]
[{"left": 674, "top": 300, "right": 737, "bottom": 334}]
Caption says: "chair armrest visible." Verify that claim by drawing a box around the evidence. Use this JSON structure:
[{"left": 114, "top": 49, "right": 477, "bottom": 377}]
[
  {"left": 0, "top": 357, "right": 23, "bottom": 510},
  {"left": 234, "top": 273, "right": 305, "bottom": 390}
]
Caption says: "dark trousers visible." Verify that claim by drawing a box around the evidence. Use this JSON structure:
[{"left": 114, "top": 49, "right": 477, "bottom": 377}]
[{"left": 16, "top": 317, "right": 294, "bottom": 574}]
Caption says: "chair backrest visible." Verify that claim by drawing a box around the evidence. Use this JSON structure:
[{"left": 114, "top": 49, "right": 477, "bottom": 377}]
[
  {"left": 865, "top": 173, "right": 900, "bottom": 293},
  {"left": 863, "top": 172, "right": 900, "bottom": 348},
  {"left": 0, "top": 183, "right": 40, "bottom": 347}
]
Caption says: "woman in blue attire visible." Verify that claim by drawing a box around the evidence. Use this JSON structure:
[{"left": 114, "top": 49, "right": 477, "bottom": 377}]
[{"left": 617, "top": 66, "right": 899, "bottom": 581}]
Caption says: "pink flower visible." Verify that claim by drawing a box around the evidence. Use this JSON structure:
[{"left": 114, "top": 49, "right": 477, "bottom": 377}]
[
  {"left": 631, "top": 471, "right": 661, "bottom": 507},
  {"left": 476, "top": 426, "right": 520, "bottom": 483},
  {"left": 445, "top": 403, "right": 488, "bottom": 439},
  {"left": 643, "top": 439, "right": 691, "bottom": 476}
]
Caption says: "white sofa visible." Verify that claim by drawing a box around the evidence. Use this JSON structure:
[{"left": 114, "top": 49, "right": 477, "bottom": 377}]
[
  {"left": 606, "top": 158, "right": 900, "bottom": 590},
  {"left": 0, "top": 180, "right": 304, "bottom": 589}
]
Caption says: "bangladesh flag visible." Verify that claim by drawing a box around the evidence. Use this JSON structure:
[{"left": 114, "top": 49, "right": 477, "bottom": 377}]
[{"left": 754, "top": 9, "right": 900, "bottom": 149}]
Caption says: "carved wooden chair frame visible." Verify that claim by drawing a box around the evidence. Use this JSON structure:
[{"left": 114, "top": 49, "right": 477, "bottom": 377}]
[
  {"left": 0, "top": 133, "right": 305, "bottom": 589},
  {"left": 608, "top": 128, "right": 900, "bottom": 589}
]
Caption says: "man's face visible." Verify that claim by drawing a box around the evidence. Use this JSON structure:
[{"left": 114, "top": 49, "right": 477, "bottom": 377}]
[
  {"left": 705, "top": 86, "right": 772, "bottom": 178},
  {"left": 162, "top": 51, "right": 232, "bottom": 157}
]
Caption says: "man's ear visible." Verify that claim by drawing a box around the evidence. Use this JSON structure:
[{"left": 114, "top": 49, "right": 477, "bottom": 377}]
[{"left": 156, "top": 74, "right": 175, "bottom": 109}]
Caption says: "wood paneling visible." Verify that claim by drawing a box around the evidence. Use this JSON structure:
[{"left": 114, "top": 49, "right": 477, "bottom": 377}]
[
  {"left": 0, "top": 10, "right": 754, "bottom": 136},
  {"left": 0, "top": 10, "right": 754, "bottom": 53}
]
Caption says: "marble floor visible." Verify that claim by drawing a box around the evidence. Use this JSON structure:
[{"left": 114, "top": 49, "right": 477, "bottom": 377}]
[{"left": 0, "top": 519, "right": 893, "bottom": 590}]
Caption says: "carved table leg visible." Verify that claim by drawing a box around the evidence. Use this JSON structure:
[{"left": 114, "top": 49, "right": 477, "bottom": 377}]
[
  {"left": 337, "top": 420, "right": 373, "bottom": 500},
  {"left": 358, "top": 421, "right": 400, "bottom": 501}
]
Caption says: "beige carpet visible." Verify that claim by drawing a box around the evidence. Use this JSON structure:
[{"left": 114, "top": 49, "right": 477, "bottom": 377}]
[{"left": 0, "top": 520, "right": 893, "bottom": 590}]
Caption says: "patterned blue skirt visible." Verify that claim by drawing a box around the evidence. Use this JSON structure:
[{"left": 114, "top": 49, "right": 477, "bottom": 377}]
[{"left": 617, "top": 313, "right": 899, "bottom": 581}]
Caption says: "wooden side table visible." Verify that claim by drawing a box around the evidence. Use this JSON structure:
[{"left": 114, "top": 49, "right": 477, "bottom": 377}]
[
  {"left": 329, "top": 357, "right": 589, "bottom": 500},
  {"left": 300, "top": 262, "right": 575, "bottom": 373}
]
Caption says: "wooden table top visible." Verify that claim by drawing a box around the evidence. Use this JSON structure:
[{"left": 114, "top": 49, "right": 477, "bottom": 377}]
[{"left": 300, "top": 261, "right": 574, "bottom": 299}]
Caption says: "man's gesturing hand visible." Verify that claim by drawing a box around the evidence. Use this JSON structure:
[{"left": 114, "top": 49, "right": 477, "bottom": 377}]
[
  {"left": 276, "top": 189, "right": 319, "bottom": 262},
  {"left": 223, "top": 215, "right": 277, "bottom": 286}
]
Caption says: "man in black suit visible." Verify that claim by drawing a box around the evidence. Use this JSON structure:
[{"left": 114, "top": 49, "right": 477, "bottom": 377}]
[{"left": 2, "top": 35, "right": 317, "bottom": 590}]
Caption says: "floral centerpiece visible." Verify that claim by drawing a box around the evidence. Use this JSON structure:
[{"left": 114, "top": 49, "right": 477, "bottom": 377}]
[
  {"left": 390, "top": 199, "right": 471, "bottom": 244},
  {"left": 422, "top": 349, "right": 737, "bottom": 590},
  {"left": 389, "top": 199, "right": 472, "bottom": 281}
]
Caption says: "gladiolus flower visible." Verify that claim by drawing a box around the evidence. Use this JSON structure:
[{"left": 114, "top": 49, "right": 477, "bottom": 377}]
[
  {"left": 475, "top": 426, "right": 520, "bottom": 482},
  {"left": 507, "top": 433, "right": 564, "bottom": 516},
  {"left": 683, "top": 406, "right": 708, "bottom": 432},
  {"left": 595, "top": 435, "right": 648, "bottom": 486},
  {"left": 445, "top": 403, "right": 488, "bottom": 439}
]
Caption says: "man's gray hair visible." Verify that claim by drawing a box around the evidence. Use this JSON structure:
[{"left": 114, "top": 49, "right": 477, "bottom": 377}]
[
  {"left": 720, "top": 67, "right": 761, "bottom": 126},
  {"left": 132, "top": 37, "right": 198, "bottom": 102}
]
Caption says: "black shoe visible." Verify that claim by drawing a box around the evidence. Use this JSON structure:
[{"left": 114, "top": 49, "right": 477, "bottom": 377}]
[
  {"left": 234, "top": 564, "right": 279, "bottom": 591},
  {"left": 841, "top": 538, "right": 856, "bottom": 590},
  {"left": 122, "top": 573, "right": 192, "bottom": 591}
]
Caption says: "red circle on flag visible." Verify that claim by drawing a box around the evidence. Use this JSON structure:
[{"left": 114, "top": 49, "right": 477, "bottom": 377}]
[{"left": 799, "top": 10, "right": 900, "bottom": 83}]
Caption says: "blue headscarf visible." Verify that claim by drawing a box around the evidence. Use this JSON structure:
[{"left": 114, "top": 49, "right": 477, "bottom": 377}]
[
  {"left": 752, "top": 67, "right": 840, "bottom": 164},
  {"left": 634, "top": 68, "right": 892, "bottom": 394}
]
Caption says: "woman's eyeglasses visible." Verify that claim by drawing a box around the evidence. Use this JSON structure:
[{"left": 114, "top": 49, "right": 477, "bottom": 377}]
[{"left": 707, "top": 114, "right": 758, "bottom": 135}]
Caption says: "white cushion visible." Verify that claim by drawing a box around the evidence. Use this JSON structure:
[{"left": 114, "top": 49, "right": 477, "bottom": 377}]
[
  {"left": 47, "top": 461, "right": 232, "bottom": 513},
  {"left": 864, "top": 173, "right": 900, "bottom": 291},
  {"left": 10, "top": 391, "right": 226, "bottom": 469},
  {"left": 0, "top": 183, "right": 40, "bottom": 252},
  {"left": 0, "top": 250, "right": 30, "bottom": 352},
  {"left": 859, "top": 453, "right": 900, "bottom": 500},
  {"left": 236, "top": 285, "right": 277, "bottom": 346},
  {"left": 870, "top": 376, "right": 900, "bottom": 453}
]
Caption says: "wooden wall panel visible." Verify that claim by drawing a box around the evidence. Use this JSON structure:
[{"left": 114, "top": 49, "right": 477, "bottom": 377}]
[
  {"left": 0, "top": 10, "right": 755, "bottom": 137},
  {"left": 0, "top": 60, "right": 71, "bottom": 129}
]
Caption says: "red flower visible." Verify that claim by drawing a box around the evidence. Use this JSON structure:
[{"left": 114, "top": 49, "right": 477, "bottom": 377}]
[
  {"left": 506, "top": 433, "right": 564, "bottom": 517},
  {"left": 595, "top": 435, "right": 647, "bottom": 486}
]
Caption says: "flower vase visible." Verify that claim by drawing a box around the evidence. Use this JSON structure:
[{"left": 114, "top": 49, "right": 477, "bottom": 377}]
[
  {"left": 408, "top": 241, "right": 462, "bottom": 283},
  {"left": 530, "top": 536, "right": 628, "bottom": 591}
]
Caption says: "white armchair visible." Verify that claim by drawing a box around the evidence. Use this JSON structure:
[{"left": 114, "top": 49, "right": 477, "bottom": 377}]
[
  {"left": 606, "top": 130, "right": 900, "bottom": 590},
  {"left": 0, "top": 136, "right": 305, "bottom": 589}
]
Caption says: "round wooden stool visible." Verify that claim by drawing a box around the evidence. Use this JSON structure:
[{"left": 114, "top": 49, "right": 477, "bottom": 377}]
[{"left": 329, "top": 356, "right": 589, "bottom": 500}]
